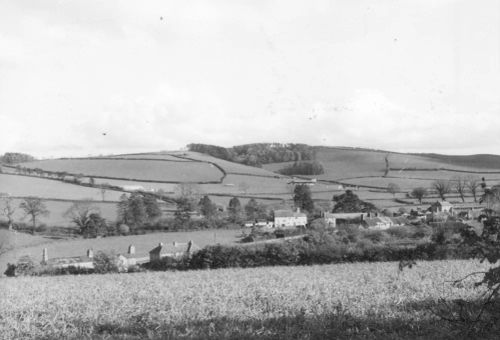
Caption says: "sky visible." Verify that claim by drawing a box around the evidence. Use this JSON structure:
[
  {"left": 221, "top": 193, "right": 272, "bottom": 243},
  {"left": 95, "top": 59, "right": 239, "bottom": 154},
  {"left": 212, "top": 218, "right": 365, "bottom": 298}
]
[{"left": 0, "top": 0, "right": 499, "bottom": 158}]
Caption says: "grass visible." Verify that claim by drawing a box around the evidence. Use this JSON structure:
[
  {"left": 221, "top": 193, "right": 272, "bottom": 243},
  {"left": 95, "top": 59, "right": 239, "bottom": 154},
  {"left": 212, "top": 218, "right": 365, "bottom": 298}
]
[
  {"left": 0, "top": 174, "right": 123, "bottom": 201},
  {"left": 20, "top": 158, "right": 223, "bottom": 183},
  {"left": 0, "top": 259, "right": 494, "bottom": 339},
  {"left": 0, "top": 229, "right": 243, "bottom": 272}
]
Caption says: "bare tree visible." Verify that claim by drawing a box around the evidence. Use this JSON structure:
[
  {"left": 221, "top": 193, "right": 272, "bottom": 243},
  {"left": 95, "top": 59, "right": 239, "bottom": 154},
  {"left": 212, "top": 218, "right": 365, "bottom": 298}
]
[
  {"left": 0, "top": 196, "right": 16, "bottom": 230},
  {"left": 100, "top": 187, "right": 107, "bottom": 201},
  {"left": 411, "top": 187, "right": 427, "bottom": 204},
  {"left": 19, "top": 197, "right": 49, "bottom": 234},
  {"left": 452, "top": 176, "right": 467, "bottom": 202},
  {"left": 432, "top": 180, "right": 451, "bottom": 201},
  {"left": 466, "top": 176, "right": 481, "bottom": 203},
  {"left": 174, "top": 183, "right": 202, "bottom": 200},
  {"left": 387, "top": 183, "right": 400, "bottom": 197}
]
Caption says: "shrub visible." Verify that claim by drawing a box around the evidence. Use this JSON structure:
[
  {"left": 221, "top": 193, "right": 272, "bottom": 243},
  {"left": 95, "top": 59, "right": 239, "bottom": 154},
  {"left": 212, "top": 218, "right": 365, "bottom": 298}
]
[
  {"left": 118, "top": 224, "right": 130, "bottom": 235},
  {"left": 385, "top": 226, "right": 414, "bottom": 239},
  {"left": 93, "top": 251, "right": 124, "bottom": 274}
]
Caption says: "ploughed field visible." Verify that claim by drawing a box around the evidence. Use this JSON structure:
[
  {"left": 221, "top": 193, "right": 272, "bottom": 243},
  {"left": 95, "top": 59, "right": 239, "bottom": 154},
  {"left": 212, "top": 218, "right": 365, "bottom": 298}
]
[{"left": 0, "top": 260, "right": 492, "bottom": 339}]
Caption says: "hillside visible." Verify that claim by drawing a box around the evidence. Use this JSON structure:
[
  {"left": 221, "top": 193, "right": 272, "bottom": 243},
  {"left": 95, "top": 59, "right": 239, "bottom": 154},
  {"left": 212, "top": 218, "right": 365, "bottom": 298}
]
[{"left": 2, "top": 145, "right": 500, "bottom": 228}]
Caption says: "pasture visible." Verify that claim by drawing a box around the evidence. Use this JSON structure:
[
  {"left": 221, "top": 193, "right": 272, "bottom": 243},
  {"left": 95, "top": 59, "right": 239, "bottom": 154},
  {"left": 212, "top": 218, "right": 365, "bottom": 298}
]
[
  {"left": 0, "top": 174, "right": 123, "bottom": 201},
  {"left": 20, "top": 158, "right": 223, "bottom": 183},
  {"left": 0, "top": 260, "right": 493, "bottom": 339}
]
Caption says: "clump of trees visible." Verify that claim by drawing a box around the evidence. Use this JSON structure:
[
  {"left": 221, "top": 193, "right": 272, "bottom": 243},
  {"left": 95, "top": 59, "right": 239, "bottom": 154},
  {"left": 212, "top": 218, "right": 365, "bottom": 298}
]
[
  {"left": 293, "top": 184, "right": 315, "bottom": 213},
  {"left": 188, "top": 143, "right": 316, "bottom": 167},
  {"left": 332, "top": 190, "right": 377, "bottom": 213},
  {"left": 117, "top": 193, "right": 162, "bottom": 231},
  {"left": 277, "top": 161, "right": 324, "bottom": 175},
  {"left": 0, "top": 152, "right": 35, "bottom": 164},
  {"left": 65, "top": 201, "right": 109, "bottom": 238}
]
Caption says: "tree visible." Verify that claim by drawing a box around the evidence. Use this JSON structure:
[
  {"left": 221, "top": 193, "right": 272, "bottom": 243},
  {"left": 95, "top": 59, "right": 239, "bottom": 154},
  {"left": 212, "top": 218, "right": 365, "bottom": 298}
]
[
  {"left": 384, "top": 154, "right": 390, "bottom": 177},
  {"left": 19, "top": 197, "right": 49, "bottom": 234},
  {"left": 227, "top": 197, "right": 243, "bottom": 223},
  {"left": 0, "top": 195, "right": 16, "bottom": 230},
  {"left": 117, "top": 193, "right": 148, "bottom": 229},
  {"left": 175, "top": 197, "right": 196, "bottom": 227},
  {"left": 466, "top": 176, "right": 481, "bottom": 203},
  {"left": 432, "top": 180, "right": 451, "bottom": 201},
  {"left": 453, "top": 176, "right": 467, "bottom": 202},
  {"left": 387, "top": 183, "right": 400, "bottom": 197},
  {"left": 143, "top": 195, "right": 162, "bottom": 221},
  {"left": 64, "top": 201, "right": 105, "bottom": 237},
  {"left": 332, "top": 190, "right": 377, "bottom": 213},
  {"left": 293, "top": 184, "right": 314, "bottom": 213},
  {"left": 244, "top": 198, "right": 267, "bottom": 221},
  {"left": 198, "top": 195, "right": 216, "bottom": 218},
  {"left": 411, "top": 187, "right": 427, "bottom": 204}
]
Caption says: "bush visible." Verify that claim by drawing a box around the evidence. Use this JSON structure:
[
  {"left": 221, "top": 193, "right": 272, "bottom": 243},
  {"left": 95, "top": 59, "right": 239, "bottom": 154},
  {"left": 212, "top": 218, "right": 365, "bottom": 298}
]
[
  {"left": 385, "top": 226, "right": 414, "bottom": 239},
  {"left": 93, "top": 251, "right": 125, "bottom": 274},
  {"left": 118, "top": 224, "right": 130, "bottom": 235}
]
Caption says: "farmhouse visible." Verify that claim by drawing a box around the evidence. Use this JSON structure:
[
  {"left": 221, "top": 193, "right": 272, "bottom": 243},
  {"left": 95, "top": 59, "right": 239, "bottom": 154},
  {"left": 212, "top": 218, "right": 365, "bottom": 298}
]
[
  {"left": 273, "top": 209, "right": 307, "bottom": 228},
  {"left": 44, "top": 248, "right": 94, "bottom": 269},
  {"left": 451, "top": 202, "right": 483, "bottom": 219},
  {"left": 429, "top": 201, "right": 453, "bottom": 214}
]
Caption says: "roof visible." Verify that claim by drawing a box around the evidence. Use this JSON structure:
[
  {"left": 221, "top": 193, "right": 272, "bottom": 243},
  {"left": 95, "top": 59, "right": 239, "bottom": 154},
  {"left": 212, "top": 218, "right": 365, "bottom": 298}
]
[
  {"left": 438, "top": 201, "right": 453, "bottom": 207},
  {"left": 363, "top": 216, "right": 407, "bottom": 227},
  {"left": 452, "top": 203, "right": 483, "bottom": 210},
  {"left": 326, "top": 212, "right": 367, "bottom": 220},
  {"left": 149, "top": 241, "right": 200, "bottom": 255},
  {"left": 274, "top": 210, "right": 307, "bottom": 218}
]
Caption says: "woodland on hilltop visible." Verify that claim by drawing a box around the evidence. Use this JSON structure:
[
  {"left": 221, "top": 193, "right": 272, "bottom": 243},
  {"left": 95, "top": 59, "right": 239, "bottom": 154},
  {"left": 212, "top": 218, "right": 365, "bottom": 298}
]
[{"left": 187, "top": 143, "right": 316, "bottom": 167}]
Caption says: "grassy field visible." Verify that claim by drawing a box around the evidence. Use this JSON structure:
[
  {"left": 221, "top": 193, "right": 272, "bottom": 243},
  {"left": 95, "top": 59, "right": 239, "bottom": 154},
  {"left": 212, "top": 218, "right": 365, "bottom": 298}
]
[
  {"left": 0, "top": 174, "right": 124, "bottom": 201},
  {"left": 0, "top": 229, "right": 243, "bottom": 272},
  {"left": 20, "top": 159, "right": 223, "bottom": 183},
  {"left": 0, "top": 260, "right": 493, "bottom": 339}
]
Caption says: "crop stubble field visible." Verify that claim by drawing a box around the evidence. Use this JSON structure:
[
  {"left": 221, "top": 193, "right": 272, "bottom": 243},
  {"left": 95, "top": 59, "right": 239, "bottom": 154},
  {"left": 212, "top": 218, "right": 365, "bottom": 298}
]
[{"left": 0, "top": 260, "right": 491, "bottom": 339}]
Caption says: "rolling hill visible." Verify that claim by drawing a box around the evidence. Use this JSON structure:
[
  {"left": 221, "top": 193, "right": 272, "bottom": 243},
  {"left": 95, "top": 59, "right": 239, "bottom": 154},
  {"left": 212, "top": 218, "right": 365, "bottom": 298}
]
[{"left": 2, "top": 145, "right": 500, "bottom": 227}]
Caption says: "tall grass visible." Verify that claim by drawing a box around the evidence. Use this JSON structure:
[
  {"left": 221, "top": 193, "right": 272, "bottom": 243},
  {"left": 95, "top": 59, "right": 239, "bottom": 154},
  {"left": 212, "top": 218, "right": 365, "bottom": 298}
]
[{"left": 0, "top": 260, "right": 492, "bottom": 339}]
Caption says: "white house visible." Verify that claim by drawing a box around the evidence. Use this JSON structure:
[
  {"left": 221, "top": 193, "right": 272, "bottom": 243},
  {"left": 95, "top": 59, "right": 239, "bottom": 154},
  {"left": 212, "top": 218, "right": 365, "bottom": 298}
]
[
  {"left": 274, "top": 209, "right": 308, "bottom": 228},
  {"left": 429, "top": 201, "right": 453, "bottom": 214}
]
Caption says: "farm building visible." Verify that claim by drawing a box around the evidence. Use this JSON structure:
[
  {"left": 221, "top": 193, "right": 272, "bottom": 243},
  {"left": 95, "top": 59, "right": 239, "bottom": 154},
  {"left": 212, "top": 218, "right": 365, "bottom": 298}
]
[
  {"left": 149, "top": 240, "right": 199, "bottom": 263},
  {"left": 121, "top": 185, "right": 145, "bottom": 192},
  {"left": 451, "top": 202, "right": 484, "bottom": 219},
  {"left": 428, "top": 201, "right": 453, "bottom": 214},
  {"left": 43, "top": 248, "right": 94, "bottom": 269},
  {"left": 361, "top": 216, "right": 407, "bottom": 230},
  {"left": 273, "top": 209, "right": 307, "bottom": 228},
  {"left": 323, "top": 213, "right": 337, "bottom": 228},
  {"left": 288, "top": 178, "right": 317, "bottom": 186}
]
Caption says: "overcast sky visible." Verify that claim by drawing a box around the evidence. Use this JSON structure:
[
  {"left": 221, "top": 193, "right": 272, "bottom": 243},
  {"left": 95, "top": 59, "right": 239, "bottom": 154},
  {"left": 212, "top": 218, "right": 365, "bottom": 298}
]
[{"left": 1, "top": 0, "right": 499, "bottom": 158}]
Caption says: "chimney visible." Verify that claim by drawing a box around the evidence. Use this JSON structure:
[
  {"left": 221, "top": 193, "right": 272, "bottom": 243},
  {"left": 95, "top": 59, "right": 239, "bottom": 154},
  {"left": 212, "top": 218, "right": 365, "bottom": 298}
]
[
  {"left": 128, "top": 244, "right": 136, "bottom": 255},
  {"left": 42, "top": 248, "right": 48, "bottom": 264},
  {"left": 87, "top": 249, "right": 94, "bottom": 259},
  {"left": 296, "top": 207, "right": 300, "bottom": 213}
]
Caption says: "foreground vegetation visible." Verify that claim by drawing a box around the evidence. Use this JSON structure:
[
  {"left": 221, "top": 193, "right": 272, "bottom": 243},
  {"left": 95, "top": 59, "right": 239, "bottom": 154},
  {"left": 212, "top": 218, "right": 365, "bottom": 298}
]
[{"left": 0, "top": 260, "right": 495, "bottom": 339}]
